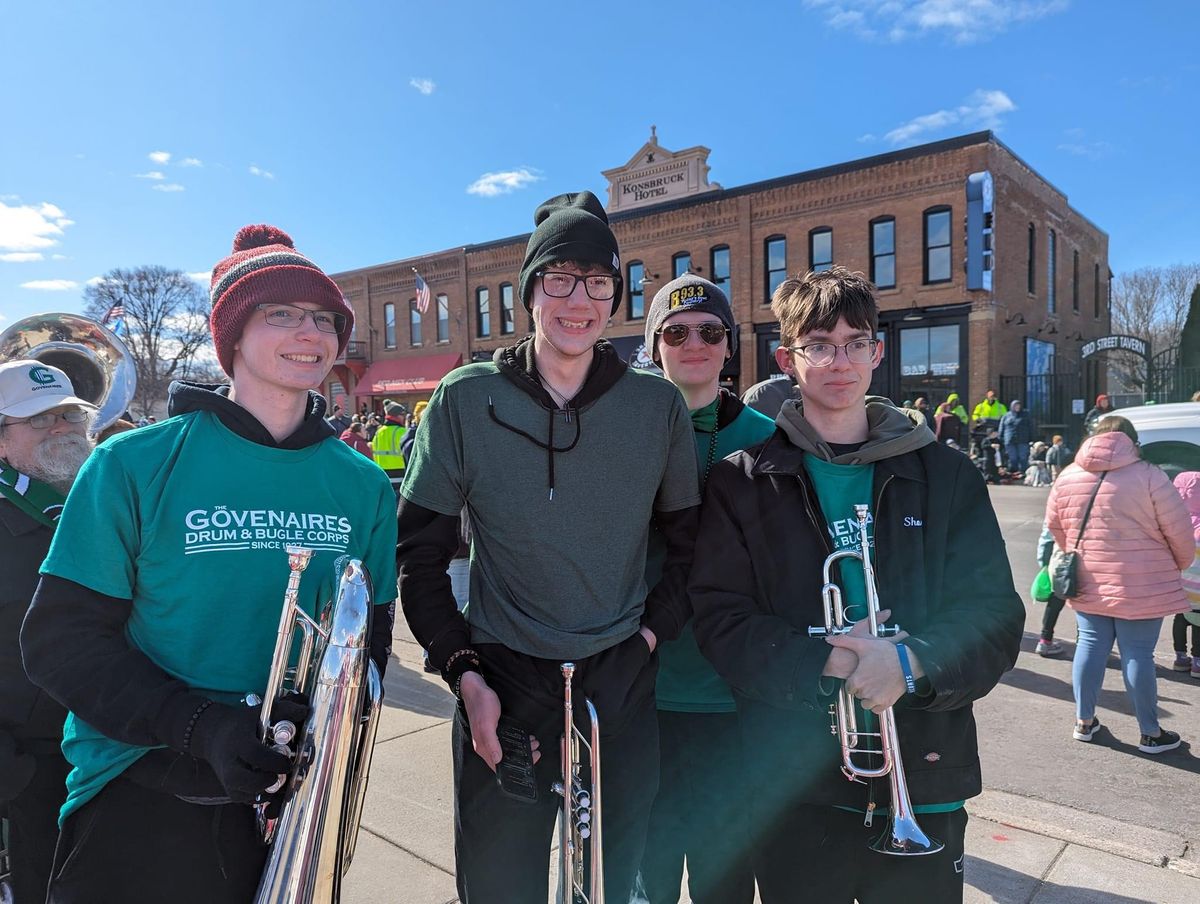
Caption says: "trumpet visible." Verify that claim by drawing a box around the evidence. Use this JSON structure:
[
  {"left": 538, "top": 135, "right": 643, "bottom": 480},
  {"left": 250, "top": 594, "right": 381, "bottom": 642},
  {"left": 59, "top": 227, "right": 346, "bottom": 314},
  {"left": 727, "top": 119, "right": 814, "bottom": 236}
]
[
  {"left": 808, "top": 504, "right": 943, "bottom": 856},
  {"left": 552, "top": 662, "right": 603, "bottom": 904},
  {"left": 253, "top": 545, "right": 384, "bottom": 903}
]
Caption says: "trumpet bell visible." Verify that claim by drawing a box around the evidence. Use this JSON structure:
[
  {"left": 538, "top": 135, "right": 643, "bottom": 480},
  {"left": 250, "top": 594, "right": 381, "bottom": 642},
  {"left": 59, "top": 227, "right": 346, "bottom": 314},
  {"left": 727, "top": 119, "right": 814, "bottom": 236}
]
[
  {"left": 0, "top": 312, "right": 137, "bottom": 432},
  {"left": 870, "top": 813, "right": 944, "bottom": 856}
]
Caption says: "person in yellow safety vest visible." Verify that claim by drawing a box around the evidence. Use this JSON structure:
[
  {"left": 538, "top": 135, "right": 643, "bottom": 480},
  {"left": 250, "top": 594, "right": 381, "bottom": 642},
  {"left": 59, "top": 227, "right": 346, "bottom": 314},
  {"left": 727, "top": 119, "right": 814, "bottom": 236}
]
[
  {"left": 372, "top": 400, "right": 409, "bottom": 476},
  {"left": 945, "top": 392, "right": 969, "bottom": 425},
  {"left": 972, "top": 389, "right": 1008, "bottom": 426}
]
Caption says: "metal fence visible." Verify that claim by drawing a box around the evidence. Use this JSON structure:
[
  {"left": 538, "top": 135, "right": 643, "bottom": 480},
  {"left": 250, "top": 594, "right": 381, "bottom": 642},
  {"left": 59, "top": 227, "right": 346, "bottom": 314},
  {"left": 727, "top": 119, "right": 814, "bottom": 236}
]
[{"left": 998, "top": 373, "right": 1085, "bottom": 445}]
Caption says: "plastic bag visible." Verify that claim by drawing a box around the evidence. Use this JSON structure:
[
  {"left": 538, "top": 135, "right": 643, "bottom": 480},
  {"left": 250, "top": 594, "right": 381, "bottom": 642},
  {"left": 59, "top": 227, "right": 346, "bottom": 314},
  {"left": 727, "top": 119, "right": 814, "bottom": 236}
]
[{"left": 1031, "top": 566, "right": 1053, "bottom": 603}]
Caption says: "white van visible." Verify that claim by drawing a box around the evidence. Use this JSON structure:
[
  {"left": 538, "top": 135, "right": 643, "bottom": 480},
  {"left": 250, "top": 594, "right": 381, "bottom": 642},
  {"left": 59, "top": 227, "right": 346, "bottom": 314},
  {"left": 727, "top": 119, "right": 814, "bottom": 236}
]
[{"left": 1107, "top": 402, "right": 1200, "bottom": 479}]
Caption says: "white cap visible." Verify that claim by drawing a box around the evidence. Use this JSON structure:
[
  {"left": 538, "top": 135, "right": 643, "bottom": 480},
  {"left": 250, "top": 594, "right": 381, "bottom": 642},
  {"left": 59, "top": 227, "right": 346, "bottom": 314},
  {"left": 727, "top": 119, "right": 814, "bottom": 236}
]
[{"left": 0, "top": 360, "right": 97, "bottom": 418}]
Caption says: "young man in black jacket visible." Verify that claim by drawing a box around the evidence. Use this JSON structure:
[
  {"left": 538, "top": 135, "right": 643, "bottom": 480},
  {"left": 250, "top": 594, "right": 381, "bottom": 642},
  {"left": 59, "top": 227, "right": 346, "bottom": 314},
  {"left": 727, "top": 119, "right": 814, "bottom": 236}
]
[
  {"left": 397, "top": 191, "right": 700, "bottom": 904},
  {"left": 690, "top": 266, "right": 1023, "bottom": 903},
  {"left": 20, "top": 226, "right": 398, "bottom": 904}
]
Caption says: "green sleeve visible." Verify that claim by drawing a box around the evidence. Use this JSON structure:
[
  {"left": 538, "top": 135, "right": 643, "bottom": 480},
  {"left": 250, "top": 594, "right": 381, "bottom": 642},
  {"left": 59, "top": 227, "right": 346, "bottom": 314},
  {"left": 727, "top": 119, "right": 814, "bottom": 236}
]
[
  {"left": 398, "top": 385, "right": 465, "bottom": 517},
  {"left": 654, "top": 393, "right": 702, "bottom": 512},
  {"left": 40, "top": 445, "right": 140, "bottom": 600}
]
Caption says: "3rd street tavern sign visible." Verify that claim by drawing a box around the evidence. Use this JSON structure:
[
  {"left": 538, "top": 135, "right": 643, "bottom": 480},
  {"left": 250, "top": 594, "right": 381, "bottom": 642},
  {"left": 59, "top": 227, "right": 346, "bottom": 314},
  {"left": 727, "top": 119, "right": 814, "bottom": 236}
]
[{"left": 1080, "top": 334, "right": 1150, "bottom": 360}]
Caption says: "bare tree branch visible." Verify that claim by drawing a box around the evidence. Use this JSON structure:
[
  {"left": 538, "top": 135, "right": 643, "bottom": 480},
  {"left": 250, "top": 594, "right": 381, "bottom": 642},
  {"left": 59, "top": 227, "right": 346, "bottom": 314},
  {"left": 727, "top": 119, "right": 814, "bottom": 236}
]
[
  {"left": 1109, "top": 263, "right": 1200, "bottom": 391},
  {"left": 84, "top": 266, "right": 213, "bottom": 415}
]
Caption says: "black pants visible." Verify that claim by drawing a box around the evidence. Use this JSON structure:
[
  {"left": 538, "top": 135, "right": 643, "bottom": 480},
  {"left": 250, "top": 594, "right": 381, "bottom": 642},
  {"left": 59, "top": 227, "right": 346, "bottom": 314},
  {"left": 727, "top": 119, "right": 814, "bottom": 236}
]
[
  {"left": 4, "top": 750, "right": 69, "bottom": 904},
  {"left": 45, "top": 777, "right": 267, "bottom": 904},
  {"left": 1041, "top": 595, "right": 1066, "bottom": 640},
  {"left": 752, "top": 804, "right": 968, "bottom": 904},
  {"left": 452, "top": 639, "right": 659, "bottom": 904},
  {"left": 639, "top": 710, "right": 754, "bottom": 904},
  {"left": 1174, "top": 613, "right": 1200, "bottom": 656}
]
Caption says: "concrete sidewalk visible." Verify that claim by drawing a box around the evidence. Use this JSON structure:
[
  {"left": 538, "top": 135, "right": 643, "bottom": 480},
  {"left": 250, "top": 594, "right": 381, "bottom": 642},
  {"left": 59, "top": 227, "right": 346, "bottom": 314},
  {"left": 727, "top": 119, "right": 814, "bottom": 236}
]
[{"left": 337, "top": 634, "right": 1200, "bottom": 904}]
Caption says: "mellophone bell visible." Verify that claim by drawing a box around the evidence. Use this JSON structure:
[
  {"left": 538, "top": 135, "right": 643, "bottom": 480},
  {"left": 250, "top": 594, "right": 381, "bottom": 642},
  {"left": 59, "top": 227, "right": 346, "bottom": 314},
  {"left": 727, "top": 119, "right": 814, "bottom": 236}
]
[{"left": 807, "top": 503, "right": 943, "bottom": 857}]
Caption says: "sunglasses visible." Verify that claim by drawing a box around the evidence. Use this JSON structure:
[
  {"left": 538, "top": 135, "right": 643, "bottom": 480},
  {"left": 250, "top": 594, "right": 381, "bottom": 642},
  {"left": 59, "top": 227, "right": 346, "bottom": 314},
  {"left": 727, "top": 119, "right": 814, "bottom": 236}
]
[{"left": 657, "top": 323, "right": 729, "bottom": 347}]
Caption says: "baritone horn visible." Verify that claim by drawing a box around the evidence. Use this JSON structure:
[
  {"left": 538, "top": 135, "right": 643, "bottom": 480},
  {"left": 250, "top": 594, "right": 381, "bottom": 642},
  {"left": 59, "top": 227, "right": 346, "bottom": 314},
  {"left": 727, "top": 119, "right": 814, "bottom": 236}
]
[
  {"left": 807, "top": 504, "right": 943, "bottom": 856},
  {"left": 552, "top": 662, "right": 603, "bottom": 904},
  {"left": 253, "top": 546, "right": 384, "bottom": 904},
  {"left": 0, "top": 312, "right": 137, "bottom": 434}
]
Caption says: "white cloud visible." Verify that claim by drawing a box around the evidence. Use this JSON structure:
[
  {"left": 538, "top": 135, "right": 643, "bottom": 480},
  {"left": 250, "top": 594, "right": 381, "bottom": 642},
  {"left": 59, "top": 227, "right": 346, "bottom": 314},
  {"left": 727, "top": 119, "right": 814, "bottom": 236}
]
[
  {"left": 409, "top": 77, "right": 436, "bottom": 95},
  {"left": 21, "top": 279, "right": 78, "bottom": 291},
  {"left": 188, "top": 270, "right": 211, "bottom": 283},
  {"left": 149, "top": 150, "right": 171, "bottom": 164},
  {"left": 467, "top": 168, "right": 542, "bottom": 197},
  {"left": 153, "top": 183, "right": 186, "bottom": 192},
  {"left": 805, "top": 0, "right": 1068, "bottom": 44},
  {"left": 857, "top": 133, "right": 877, "bottom": 143},
  {"left": 136, "top": 171, "right": 166, "bottom": 180},
  {"left": 85, "top": 276, "right": 107, "bottom": 287},
  {"left": 51, "top": 254, "right": 68, "bottom": 261},
  {"left": 249, "top": 165, "right": 275, "bottom": 180},
  {"left": 0, "top": 200, "right": 74, "bottom": 252},
  {"left": 1056, "top": 129, "right": 1114, "bottom": 159},
  {"left": 180, "top": 157, "right": 203, "bottom": 167},
  {"left": 1, "top": 252, "right": 44, "bottom": 262},
  {"left": 884, "top": 89, "right": 1016, "bottom": 144}
]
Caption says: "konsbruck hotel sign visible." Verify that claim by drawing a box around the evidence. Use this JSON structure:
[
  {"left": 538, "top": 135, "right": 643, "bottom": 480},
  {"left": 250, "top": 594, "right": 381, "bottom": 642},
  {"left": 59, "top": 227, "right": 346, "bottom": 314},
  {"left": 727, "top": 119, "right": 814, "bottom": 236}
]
[{"left": 603, "top": 129, "right": 720, "bottom": 213}]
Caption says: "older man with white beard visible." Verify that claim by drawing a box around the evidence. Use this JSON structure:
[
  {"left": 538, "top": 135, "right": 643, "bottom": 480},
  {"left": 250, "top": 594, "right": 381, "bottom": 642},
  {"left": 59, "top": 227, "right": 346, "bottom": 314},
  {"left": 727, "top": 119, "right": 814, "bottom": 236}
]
[{"left": 0, "top": 360, "right": 95, "bottom": 904}]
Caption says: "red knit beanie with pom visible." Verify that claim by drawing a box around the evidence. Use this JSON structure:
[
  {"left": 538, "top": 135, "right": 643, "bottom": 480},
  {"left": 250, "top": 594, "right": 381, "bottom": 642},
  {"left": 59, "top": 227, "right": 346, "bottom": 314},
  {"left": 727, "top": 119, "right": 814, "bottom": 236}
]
[{"left": 208, "top": 224, "right": 354, "bottom": 375}]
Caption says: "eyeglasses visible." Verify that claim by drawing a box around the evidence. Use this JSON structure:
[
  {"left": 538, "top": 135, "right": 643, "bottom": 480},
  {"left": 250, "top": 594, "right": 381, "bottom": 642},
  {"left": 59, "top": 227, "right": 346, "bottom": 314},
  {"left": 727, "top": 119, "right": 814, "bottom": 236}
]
[
  {"left": 787, "top": 338, "right": 879, "bottom": 367},
  {"left": 657, "top": 323, "right": 730, "bottom": 347},
  {"left": 536, "top": 271, "right": 618, "bottom": 301},
  {"left": 255, "top": 303, "right": 347, "bottom": 334},
  {"left": 2, "top": 408, "right": 90, "bottom": 430}
]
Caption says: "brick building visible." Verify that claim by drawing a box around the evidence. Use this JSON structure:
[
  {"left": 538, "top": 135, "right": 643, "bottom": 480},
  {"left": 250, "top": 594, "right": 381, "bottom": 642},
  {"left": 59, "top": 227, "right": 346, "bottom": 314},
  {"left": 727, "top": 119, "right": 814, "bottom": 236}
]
[{"left": 328, "top": 129, "right": 1109, "bottom": 435}]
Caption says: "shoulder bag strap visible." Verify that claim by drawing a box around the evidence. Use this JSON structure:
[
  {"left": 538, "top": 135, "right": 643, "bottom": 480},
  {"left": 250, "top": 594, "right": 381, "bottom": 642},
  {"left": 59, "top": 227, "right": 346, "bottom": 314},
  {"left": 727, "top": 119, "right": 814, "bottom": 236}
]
[{"left": 1071, "top": 472, "right": 1107, "bottom": 551}]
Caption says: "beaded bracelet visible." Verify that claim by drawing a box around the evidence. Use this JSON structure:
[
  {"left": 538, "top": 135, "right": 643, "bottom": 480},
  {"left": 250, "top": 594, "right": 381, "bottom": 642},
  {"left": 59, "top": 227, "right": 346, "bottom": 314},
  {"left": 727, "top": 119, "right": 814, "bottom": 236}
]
[
  {"left": 182, "top": 699, "right": 215, "bottom": 752},
  {"left": 896, "top": 644, "right": 917, "bottom": 694},
  {"left": 443, "top": 648, "right": 479, "bottom": 674}
]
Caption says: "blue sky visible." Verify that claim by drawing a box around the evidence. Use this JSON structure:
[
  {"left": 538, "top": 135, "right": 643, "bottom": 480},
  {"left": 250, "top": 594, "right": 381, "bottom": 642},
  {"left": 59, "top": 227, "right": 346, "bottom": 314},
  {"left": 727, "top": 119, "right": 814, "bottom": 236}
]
[{"left": 2, "top": 0, "right": 1197, "bottom": 328}]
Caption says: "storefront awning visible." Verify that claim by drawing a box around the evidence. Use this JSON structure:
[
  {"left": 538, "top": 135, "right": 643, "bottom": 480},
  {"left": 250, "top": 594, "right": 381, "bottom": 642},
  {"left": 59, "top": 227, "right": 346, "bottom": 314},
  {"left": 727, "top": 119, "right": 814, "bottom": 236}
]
[{"left": 355, "top": 352, "right": 463, "bottom": 396}]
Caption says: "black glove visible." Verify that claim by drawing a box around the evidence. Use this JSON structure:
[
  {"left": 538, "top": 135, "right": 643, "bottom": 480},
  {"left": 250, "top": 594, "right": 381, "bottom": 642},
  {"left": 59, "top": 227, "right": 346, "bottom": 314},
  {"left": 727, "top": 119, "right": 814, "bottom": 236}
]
[
  {"left": 186, "top": 696, "right": 309, "bottom": 803},
  {"left": 0, "top": 729, "right": 37, "bottom": 801}
]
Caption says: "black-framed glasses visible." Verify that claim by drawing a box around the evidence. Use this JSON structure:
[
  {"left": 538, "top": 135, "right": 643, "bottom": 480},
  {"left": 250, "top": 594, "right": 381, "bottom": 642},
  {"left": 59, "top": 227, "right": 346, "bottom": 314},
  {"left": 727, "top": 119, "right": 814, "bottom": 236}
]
[
  {"left": 657, "top": 323, "right": 730, "bottom": 347},
  {"left": 787, "top": 338, "right": 879, "bottom": 367},
  {"left": 255, "top": 303, "right": 347, "bottom": 334},
  {"left": 536, "top": 270, "right": 618, "bottom": 301},
  {"left": 2, "top": 408, "right": 90, "bottom": 430}
]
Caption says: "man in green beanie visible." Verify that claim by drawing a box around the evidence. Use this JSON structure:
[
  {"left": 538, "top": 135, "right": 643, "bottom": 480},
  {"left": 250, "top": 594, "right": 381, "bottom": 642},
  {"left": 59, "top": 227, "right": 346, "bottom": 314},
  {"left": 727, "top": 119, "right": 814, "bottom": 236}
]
[{"left": 397, "top": 191, "right": 701, "bottom": 903}]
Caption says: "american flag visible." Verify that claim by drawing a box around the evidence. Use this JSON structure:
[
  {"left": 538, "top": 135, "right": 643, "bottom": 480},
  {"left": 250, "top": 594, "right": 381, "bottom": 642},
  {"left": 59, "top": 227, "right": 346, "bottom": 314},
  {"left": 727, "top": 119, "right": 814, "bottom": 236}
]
[
  {"left": 413, "top": 268, "right": 431, "bottom": 314},
  {"left": 101, "top": 302, "right": 127, "bottom": 337}
]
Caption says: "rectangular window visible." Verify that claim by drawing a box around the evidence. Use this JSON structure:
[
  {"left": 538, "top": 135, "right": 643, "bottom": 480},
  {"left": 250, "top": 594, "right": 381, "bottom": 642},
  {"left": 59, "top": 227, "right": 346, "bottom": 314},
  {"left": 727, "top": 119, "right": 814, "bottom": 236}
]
[
  {"left": 870, "top": 218, "right": 895, "bottom": 289},
  {"left": 437, "top": 294, "right": 449, "bottom": 342},
  {"left": 765, "top": 237, "right": 786, "bottom": 303},
  {"left": 1027, "top": 224, "right": 1036, "bottom": 294},
  {"left": 673, "top": 252, "right": 691, "bottom": 279},
  {"left": 923, "top": 208, "right": 951, "bottom": 284},
  {"left": 628, "top": 262, "right": 645, "bottom": 319},
  {"left": 1072, "top": 250, "right": 1079, "bottom": 312},
  {"left": 1047, "top": 229, "right": 1057, "bottom": 314},
  {"left": 500, "top": 283, "right": 515, "bottom": 335},
  {"left": 383, "top": 302, "right": 396, "bottom": 349},
  {"left": 476, "top": 287, "right": 490, "bottom": 338},
  {"left": 809, "top": 228, "right": 832, "bottom": 273},
  {"left": 711, "top": 246, "right": 731, "bottom": 304},
  {"left": 1093, "top": 263, "right": 1100, "bottom": 319},
  {"left": 409, "top": 299, "right": 421, "bottom": 346},
  {"left": 897, "top": 323, "right": 962, "bottom": 401}
]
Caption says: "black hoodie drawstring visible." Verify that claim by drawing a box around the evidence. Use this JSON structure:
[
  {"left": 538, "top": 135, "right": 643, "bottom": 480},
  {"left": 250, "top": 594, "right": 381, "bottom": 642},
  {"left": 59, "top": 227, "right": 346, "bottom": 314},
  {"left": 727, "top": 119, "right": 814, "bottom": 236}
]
[{"left": 488, "top": 396, "right": 582, "bottom": 500}]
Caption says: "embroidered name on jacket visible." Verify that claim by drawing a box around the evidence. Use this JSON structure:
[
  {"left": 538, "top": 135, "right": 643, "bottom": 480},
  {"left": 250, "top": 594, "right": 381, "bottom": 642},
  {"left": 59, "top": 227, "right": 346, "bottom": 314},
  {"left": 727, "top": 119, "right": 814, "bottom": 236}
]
[
  {"left": 903, "top": 516, "right": 924, "bottom": 527},
  {"left": 183, "top": 506, "right": 353, "bottom": 554}
]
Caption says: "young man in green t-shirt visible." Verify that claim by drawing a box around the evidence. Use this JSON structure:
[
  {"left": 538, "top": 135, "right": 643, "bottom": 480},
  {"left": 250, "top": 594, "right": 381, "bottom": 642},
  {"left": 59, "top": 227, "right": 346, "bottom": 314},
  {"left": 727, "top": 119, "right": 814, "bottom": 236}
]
[
  {"left": 690, "top": 266, "right": 1023, "bottom": 903},
  {"left": 636, "top": 275, "right": 774, "bottom": 904},
  {"left": 397, "top": 191, "right": 701, "bottom": 904},
  {"left": 21, "top": 225, "right": 398, "bottom": 904}
]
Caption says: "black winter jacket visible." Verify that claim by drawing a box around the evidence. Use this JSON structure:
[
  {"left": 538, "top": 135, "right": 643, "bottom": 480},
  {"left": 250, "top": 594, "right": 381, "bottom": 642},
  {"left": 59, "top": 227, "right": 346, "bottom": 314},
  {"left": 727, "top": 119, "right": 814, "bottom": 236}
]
[{"left": 690, "top": 432, "right": 1023, "bottom": 810}]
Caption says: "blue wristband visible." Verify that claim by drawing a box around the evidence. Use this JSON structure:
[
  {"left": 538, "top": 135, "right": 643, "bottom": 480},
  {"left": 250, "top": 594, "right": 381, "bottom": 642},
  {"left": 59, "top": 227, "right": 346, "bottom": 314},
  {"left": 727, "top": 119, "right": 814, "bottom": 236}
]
[{"left": 896, "top": 643, "right": 916, "bottom": 694}]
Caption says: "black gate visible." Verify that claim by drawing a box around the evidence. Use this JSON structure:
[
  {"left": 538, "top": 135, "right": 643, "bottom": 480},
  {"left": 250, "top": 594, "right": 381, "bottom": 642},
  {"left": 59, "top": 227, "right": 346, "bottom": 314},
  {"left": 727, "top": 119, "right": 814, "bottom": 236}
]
[
  {"left": 1146, "top": 346, "right": 1200, "bottom": 403},
  {"left": 998, "top": 372, "right": 1085, "bottom": 445}
]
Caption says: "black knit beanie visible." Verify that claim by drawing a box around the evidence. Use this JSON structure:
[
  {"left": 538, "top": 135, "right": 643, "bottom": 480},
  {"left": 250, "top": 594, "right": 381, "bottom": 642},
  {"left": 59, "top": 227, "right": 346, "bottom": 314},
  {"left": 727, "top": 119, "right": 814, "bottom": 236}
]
[{"left": 518, "top": 191, "right": 622, "bottom": 315}]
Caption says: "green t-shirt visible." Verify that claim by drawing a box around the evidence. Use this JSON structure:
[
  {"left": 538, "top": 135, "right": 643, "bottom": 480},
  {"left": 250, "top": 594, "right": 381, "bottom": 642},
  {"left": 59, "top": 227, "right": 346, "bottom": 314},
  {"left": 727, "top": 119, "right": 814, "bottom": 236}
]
[
  {"left": 653, "top": 399, "right": 776, "bottom": 712},
  {"left": 41, "top": 411, "right": 399, "bottom": 822},
  {"left": 400, "top": 361, "right": 700, "bottom": 659}
]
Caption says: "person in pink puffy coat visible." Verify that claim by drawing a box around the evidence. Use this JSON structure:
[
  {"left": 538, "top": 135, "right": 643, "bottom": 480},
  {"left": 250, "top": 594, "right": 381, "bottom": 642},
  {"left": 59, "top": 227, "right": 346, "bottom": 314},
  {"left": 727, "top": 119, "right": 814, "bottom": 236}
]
[
  {"left": 1045, "top": 416, "right": 1195, "bottom": 753},
  {"left": 1171, "top": 471, "right": 1200, "bottom": 677}
]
